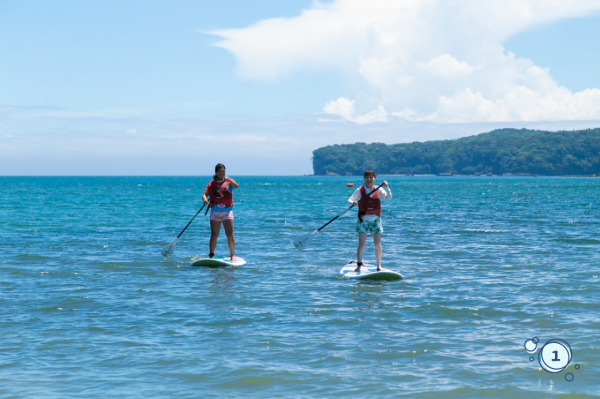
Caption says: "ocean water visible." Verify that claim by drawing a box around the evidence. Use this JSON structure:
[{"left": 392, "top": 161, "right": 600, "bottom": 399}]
[{"left": 1, "top": 176, "right": 599, "bottom": 398}]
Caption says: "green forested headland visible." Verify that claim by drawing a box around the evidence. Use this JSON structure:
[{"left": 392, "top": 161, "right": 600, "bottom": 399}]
[{"left": 312, "top": 128, "right": 600, "bottom": 176}]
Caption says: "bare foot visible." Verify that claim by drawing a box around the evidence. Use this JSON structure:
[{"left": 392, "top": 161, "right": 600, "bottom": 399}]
[{"left": 354, "top": 266, "right": 361, "bottom": 272}]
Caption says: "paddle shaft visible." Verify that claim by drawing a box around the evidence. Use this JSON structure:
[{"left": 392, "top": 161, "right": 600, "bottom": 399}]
[
  {"left": 315, "top": 184, "right": 383, "bottom": 232},
  {"left": 175, "top": 180, "right": 226, "bottom": 239}
]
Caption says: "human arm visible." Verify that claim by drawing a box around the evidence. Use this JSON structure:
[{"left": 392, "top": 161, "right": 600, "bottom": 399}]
[
  {"left": 347, "top": 187, "right": 361, "bottom": 206},
  {"left": 379, "top": 180, "right": 392, "bottom": 200},
  {"left": 225, "top": 177, "right": 239, "bottom": 189},
  {"left": 203, "top": 181, "right": 215, "bottom": 204}
]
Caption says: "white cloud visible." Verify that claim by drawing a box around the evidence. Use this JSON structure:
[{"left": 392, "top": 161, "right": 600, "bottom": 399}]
[
  {"left": 419, "top": 55, "right": 474, "bottom": 77},
  {"left": 323, "top": 96, "right": 388, "bottom": 124},
  {"left": 211, "top": 0, "right": 600, "bottom": 123}
]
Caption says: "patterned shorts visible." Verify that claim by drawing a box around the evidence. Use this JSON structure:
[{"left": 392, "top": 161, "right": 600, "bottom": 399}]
[
  {"left": 356, "top": 217, "right": 383, "bottom": 234},
  {"left": 210, "top": 211, "right": 234, "bottom": 222}
]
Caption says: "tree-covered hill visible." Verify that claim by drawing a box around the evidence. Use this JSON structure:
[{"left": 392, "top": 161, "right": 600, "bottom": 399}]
[{"left": 312, "top": 128, "right": 600, "bottom": 176}]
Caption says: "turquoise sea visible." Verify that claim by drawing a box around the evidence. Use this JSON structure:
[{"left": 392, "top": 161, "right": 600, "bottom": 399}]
[{"left": 1, "top": 176, "right": 599, "bottom": 398}]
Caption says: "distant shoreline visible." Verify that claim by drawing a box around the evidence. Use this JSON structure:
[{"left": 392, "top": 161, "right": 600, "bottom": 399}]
[
  {"left": 317, "top": 173, "right": 599, "bottom": 177},
  {"left": 312, "top": 127, "right": 600, "bottom": 176},
  {"left": 1, "top": 174, "right": 599, "bottom": 178}
]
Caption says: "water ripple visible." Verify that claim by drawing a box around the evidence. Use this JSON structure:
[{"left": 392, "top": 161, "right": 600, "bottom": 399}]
[{"left": 1, "top": 176, "right": 599, "bottom": 397}]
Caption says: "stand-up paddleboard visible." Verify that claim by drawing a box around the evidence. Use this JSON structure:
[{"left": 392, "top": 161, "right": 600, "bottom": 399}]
[
  {"left": 340, "top": 262, "right": 403, "bottom": 281},
  {"left": 191, "top": 256, "right": 247, "bottom": 267}
]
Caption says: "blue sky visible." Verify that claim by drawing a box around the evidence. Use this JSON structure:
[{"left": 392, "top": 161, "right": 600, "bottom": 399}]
[{"left": 1, "top": 0, "right": 600, "bottom": 175}]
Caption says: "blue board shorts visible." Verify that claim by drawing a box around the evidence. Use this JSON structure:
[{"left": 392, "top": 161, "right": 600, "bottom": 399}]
[{"left": 356, "top": 217, "right": 383, "bottom": 234}]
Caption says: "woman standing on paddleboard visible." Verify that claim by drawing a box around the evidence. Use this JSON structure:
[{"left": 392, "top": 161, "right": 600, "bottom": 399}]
[
  {"left": 348, "top": 170, "right": 392, "bottom": 272},
  {"left": 202, "top": 163, "right": 238, "bottom": 259}
]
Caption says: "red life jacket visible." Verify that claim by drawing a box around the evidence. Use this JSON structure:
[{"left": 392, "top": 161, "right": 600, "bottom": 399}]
[
  {"left": 358, "top": 185, "right": 381, "bottom": 218},
  {"left": 206, "top": 180, "right": 233, "bottom": 207}
]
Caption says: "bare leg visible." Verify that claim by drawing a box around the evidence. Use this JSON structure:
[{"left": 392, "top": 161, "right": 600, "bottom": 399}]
[
  {"left": 355, "top": 233, "right": 367, "bottom": 271},
  {"left": 209, "top": 220, "right": 221, "bottom": 256},
  {"left": 373, "top": 233, "right": 382, "bottom": 270},
  {"left": 222, "top": 219, "right": 235, "bottom": 258}
]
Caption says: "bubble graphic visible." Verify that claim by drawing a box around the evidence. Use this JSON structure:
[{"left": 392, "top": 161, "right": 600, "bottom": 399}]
[
  {"left": 533, "top": 337, "right": 539, "bottom": 344},
  {"left": 575, "top": 364, "right": 580, "bottom": 370},
  {"left": 524, "top": 338, "right": 538, "bottom": 353},
  {"left": 565, "top": 373, "right": 574, "bottom": 382},
  {"left": 529, "top": 356, "right": 534, "bottom": 362},
  {"left": 538, "top": 339, "right": 572, "bottom": 373}
]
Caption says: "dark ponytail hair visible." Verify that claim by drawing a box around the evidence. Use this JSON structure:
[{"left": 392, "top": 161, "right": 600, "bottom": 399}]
[{"left": 213, "top": 163, "right": 226, "bottom": 180}]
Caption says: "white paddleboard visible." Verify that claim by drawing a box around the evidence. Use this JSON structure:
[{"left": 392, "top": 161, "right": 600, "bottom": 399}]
[
  {"left": 191, "top": 256, "right": 247, "bottom": 267},
  {"left": 340, "top": 262, "right": 403, "bottom": 281}
]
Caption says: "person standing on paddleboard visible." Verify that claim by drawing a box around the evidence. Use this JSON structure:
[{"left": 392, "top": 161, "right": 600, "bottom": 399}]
[
  {"left": 348, "top": 170, "right": 392, "bottom": 272},
  {"left": 202, "top": 163, "right": 238, "bottom": 260}
]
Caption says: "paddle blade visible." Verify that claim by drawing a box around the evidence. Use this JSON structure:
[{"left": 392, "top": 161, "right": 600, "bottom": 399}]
[
  {"left": 161, "top": 238, "right": 178, "bottom": 258},
  {"left": 294, "top": 231, "right": 316, "bottom": 250}
]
